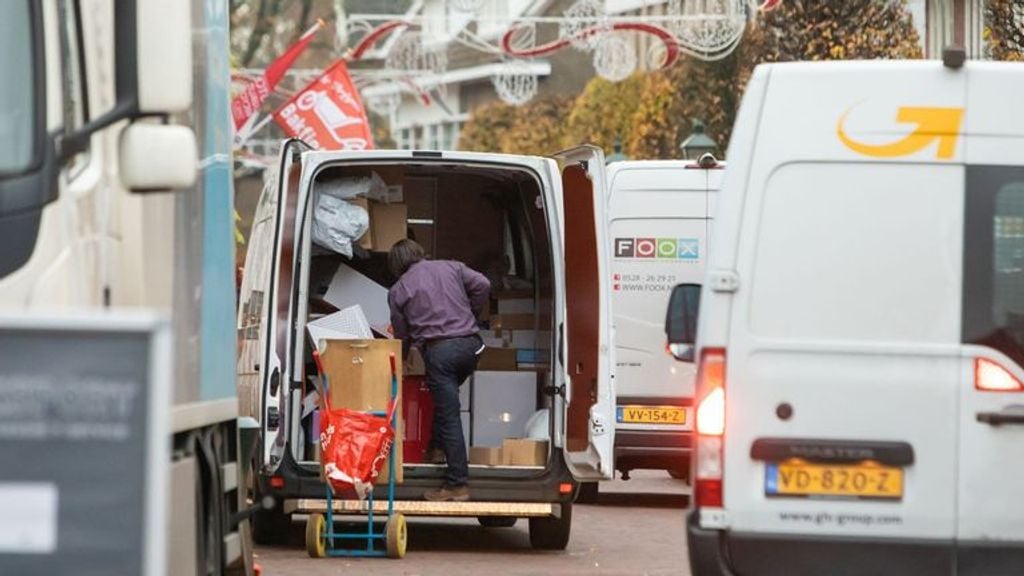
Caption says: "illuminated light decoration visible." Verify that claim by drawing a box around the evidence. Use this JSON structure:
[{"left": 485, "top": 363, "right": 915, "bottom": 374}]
[
  {"left": 491, "top": 59, "right": 538, "bottom": 106},
  {"left": 560, "top": 0, "right": 608, "bottom": 52},
  {"left": 449, "top": 0, "right": 486, "bottom": 13},
  {"left": 500, "top": 21, "right": 682, "bottom": 70},
  {"left": 593, "top": 33, "right": 637, "bottom": 82},
  {"left": 666, "top": 0, "right": 747, "bottom": 61}
]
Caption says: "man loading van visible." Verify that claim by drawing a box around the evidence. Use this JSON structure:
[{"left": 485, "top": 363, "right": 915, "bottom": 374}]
[{"left": 387, "top": 239, "right": 490, "bottom": 502}]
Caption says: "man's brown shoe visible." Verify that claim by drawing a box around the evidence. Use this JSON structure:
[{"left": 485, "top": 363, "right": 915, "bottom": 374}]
[{"left": 424, "top": 484, "right": 469, "bottom": 502}]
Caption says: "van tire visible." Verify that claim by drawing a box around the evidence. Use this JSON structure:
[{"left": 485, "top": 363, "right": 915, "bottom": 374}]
[
  {"left": 252, "top": 501, "right": 291, "bottom": 545},
  {"left": 575, "top": 482, "right": 599, "bottom": 503},
  {"left": 529, "top": 503, "right": 572, "bottom": 550}
]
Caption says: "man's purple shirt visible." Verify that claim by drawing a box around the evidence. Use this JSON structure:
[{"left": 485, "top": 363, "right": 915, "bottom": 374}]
[{"left": 388, "top": 260, "right": 491, "bottom": 348}]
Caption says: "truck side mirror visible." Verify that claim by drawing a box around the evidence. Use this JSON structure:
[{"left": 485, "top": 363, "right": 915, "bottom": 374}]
[
  {"left": 665, "top": 283, "right": 701, "bottom": 362},
  {"left": 63, "top": 0, "right": 196, "bottom": 192}
]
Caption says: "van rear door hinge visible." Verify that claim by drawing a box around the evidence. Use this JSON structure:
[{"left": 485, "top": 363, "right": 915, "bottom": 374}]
[
  {"left": 543, "top": 384, "right": 566, "bottom": 397},
  {"left": 709, "top": 269, "right": 740, "bottom": 293}
]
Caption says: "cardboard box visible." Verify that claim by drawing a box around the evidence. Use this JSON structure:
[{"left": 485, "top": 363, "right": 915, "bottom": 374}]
[
  {"left": 497, "top": 298, "right": 535, "bottom": 315},
  {"left": 469, "top": 446, "right": 503, "bottom": 466},
  {"left": 369, "top": 201, "right": 408, "bottom": 253},
  {"left": 319, "top": 338, "right": 403, "bottom": 483},
  {"left": 507, "top": 330, "right": 552, "bottom": 350},
  {"left": 492, "top": 314, "right": 552, "bottom": 333},
  {"left": 501, "top": 438, "right": 549, "bottom": 467},
  {"left": 472, "top": 371, "right": 536, "bottom": 447},
  {"left": 477, "top": 329, "right": 508, "bottom": 349},
  {"left": 476, "top": 347, "right": 517, "bottom": 371}
]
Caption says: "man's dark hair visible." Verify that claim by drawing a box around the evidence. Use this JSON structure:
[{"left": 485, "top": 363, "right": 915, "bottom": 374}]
[{"left": 388, "top": 239, "right": 425, "bottom": 278}]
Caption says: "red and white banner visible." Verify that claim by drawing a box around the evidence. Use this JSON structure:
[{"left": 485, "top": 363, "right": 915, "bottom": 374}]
[
  {"left": 231, "top": 20, "right": 324, "bottom": 131},
  {"left": 273, "top": 60, "right": 374, "bottom": 151}
]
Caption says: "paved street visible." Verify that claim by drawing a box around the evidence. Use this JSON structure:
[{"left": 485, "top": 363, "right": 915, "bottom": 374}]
[{"left": 256, "top": 471, "right": 691, "bottom": 576}]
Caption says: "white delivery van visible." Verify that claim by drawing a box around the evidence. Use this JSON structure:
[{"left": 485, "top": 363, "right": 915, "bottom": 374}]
[
  {"left": 676, "top": 58, "right": 1024, "bottom": 576},
  {"left": 238, "top": 142, "right": 616, "bottom": 550},
  {"left": 599, "top": 159, "right": 723, "bottom": 492}
]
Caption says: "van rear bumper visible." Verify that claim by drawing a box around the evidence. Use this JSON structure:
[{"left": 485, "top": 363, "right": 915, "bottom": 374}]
[
  {"left": 688, "top": 510, "right": 1024, "bottom": 576},
  {"left": 261, "top": 449, "right": 576, "bottom": 506}
]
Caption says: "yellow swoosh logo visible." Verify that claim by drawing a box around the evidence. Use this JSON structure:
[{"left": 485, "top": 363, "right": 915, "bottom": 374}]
[{"left": 837, "top": 106, "right": 965, "bottom": 159}]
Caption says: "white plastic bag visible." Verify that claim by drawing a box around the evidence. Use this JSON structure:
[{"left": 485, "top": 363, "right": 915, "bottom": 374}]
[
  {"left": 311, "top": 195, "right": 369, "bottom": 257},
  {"left": 319, "top": 172, "right": 388, "bottom": 201}
]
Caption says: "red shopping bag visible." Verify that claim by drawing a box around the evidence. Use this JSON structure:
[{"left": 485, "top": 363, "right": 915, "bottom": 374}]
[{"left": 314, "top": 350, "right": 398, "bottom": 499}]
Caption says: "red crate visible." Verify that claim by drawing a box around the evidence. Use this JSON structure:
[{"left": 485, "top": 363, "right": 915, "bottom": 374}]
[{"left": 401, "top": 376, "right": 434, "bottom": 464}]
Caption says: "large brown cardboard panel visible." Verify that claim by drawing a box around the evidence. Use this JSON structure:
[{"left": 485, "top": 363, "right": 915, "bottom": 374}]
[
  {"left": 369, "top": 202, "right": 408, "bottom": 253},
  {"left": 319, "top": 339, "right": 403, "bottom": 483}
]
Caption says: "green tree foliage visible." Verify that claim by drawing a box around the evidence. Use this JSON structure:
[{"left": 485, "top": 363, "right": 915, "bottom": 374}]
[
  {"left": 563, "top": 74, "right": 646, "bottom": 153},
  {"left": 985, "top": 0, "right": 1024, "bottom": 61},
  {"left": 735, "top": 0, "right": 923, "bottom": 90},
  {"left": 457, "top": 100, "right": 519, "bottom": 152},
  {"left": 627, "top": 54, "right": 740, "bottom": 160},
  {"left": 500, "top": 96, "right": 574, "bottom": 156}
]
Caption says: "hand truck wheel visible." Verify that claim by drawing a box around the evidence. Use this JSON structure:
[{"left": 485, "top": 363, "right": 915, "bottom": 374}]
[
  {"left": 305, "top": 513, "right": 327, "bottom": 558},
  {"left": 385, "top": 513, "right": 408, "bottom": 559}
]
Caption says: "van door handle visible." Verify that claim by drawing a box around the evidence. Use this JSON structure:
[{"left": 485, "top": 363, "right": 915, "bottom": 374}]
[{"left": 976, "top": 408, "right": 1024, "bottom": 426}]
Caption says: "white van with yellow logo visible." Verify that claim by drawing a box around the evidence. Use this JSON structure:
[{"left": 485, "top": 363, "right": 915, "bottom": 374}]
[{"left": 674, "top": 57, "right": 1024, "bottom": 575}]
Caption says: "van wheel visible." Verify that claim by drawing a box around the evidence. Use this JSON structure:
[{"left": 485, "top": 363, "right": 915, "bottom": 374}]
[
  {"left": 252, "top": 500, "right": 291, "bottom": 545},
  {"left": 529, "top": 503, "right": 572, "bottom": 550},
  {"left": 478, "top": 516, "right": 517, "bottom": 528},
  {"left": 575, "top": 482, "right": 599, "bottom": 504}
]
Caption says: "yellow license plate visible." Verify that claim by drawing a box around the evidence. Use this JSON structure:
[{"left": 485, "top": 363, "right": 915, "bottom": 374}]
[
  {"left": 616, "top": 406, "right": 687, "bottom": 424},
  {"left": 766, "top": 461, "right": 903, "bottom": 500}
]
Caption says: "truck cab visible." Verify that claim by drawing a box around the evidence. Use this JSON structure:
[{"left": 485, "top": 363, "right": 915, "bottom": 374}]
[{"left": 238, "top": 143, "right": 616, "bottom": 550}]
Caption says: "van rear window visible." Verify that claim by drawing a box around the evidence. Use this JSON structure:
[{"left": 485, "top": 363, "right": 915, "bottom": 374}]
[{"left": 963, "top": 166, "right": 1024, "bottom": 368}]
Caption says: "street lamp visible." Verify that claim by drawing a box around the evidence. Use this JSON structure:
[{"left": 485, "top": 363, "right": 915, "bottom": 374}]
[
  {"left": 679, "top": 119, "right": 718, "bottom": 161},
  {"left": 606, "top": 136, "right": 628, "bottom": 164}
]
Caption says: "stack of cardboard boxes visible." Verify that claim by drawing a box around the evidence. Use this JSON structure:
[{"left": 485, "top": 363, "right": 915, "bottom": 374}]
[{"left": 468, "top": 291, "right": 552, "bottom": 468}]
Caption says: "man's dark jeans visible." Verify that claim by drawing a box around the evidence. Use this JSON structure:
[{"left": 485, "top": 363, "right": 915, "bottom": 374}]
[{"left": 422, "top": 334, "right": 480, "bottom": 487}]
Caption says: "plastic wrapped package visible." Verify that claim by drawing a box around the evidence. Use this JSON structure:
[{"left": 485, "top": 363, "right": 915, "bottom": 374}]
[
  {"left": 319, "top": 171, "right": 388, "bottom": 201},
  {"left": 311, "top": 194, "right": 369, "bottom": 257}
]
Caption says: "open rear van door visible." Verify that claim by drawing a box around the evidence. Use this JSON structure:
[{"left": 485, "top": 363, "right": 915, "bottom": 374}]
[
  {"left": 259, "top": 138, "right": 312, "bottom": 472},
  {"left": 551, "top": 145, "right": 615, "bottom": 480}
]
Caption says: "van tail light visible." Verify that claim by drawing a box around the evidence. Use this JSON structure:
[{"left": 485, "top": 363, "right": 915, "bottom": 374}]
[
  {"left": 976, "top": 358, "right": 1024, "bottom": 391},
  {"left": 694, "top": 349, "right": 726, "bottom": 508}
]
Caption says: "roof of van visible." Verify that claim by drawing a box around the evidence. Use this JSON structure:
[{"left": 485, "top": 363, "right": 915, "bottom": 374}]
[
  {"left": 745, "top": 60, "right": 1024, "bottom": 166},
  {"left": 607, "top": 160, "right": 726, "bottom": 195}
]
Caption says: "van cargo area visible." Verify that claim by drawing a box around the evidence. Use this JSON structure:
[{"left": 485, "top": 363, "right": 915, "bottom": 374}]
[{"left": 294, "top": 161, "right": 557, "bottom": 482}]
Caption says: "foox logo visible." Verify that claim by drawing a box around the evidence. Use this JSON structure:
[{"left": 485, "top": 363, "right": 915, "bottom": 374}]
[{"left": 615, "top": 238, "right": 699, "bottom": 260}]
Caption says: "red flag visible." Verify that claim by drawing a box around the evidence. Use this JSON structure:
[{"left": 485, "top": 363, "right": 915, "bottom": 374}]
[
  {"left": 273, "top": 60, "right": 374, "bottom": 151},
  {"left": 232, "top": 20, "right": 324, "bottom": 131}
]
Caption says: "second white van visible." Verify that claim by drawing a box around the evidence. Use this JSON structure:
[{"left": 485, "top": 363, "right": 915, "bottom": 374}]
[
  {"left": 586, "top": 159, "right": 722, "bottom": 500},
  {"left": 678, "top": 59, "right": 1024, "bottom": 575}
]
